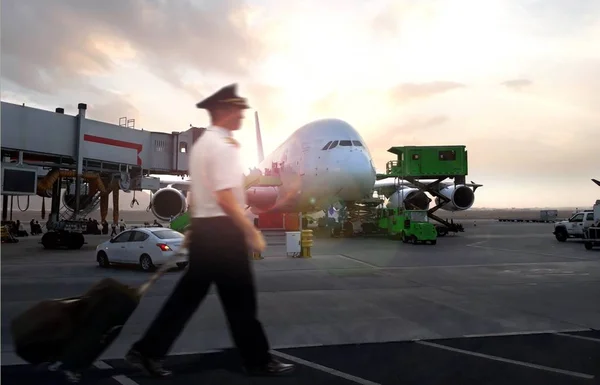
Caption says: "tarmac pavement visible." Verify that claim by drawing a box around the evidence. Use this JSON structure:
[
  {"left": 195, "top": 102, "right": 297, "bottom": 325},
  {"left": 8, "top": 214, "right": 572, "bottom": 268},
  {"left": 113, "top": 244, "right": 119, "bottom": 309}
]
[{"left": 2, "top": 220, "right": 599, "bottom": 384}]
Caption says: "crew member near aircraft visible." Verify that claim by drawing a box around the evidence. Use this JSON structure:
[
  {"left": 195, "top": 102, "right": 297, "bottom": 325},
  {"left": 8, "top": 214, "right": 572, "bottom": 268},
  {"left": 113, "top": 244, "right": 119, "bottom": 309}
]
[{"left": 124, "top": 84, "right": 295, "bottom": 378}]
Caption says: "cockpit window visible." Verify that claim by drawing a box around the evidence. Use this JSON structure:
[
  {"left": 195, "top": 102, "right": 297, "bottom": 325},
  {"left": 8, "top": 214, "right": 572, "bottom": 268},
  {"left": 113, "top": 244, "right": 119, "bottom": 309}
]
[{"left": 324, "top": 140, "right": 362, "bottom": 150}]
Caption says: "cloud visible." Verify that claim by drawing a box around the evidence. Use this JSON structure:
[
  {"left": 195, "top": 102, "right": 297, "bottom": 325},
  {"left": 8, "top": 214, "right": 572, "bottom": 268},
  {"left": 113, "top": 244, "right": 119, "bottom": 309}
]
[
  {"left": 370, "top": 0, "right": 440, "bottom": 39},
  {"left": 389, "top": 81, "right": 466, "bottom": 102},
  {"left": 2, "top": 0, "right": 600, "bottom": 208},
  {"left": 1, "top": 81, "right": 142, "bottom": 127},
  {"left": 1, "top": 0, "right": 264, "bottom": 94},
  {"left": 368, "top": 114, "right": 450, "bottom": 163},
  {"left": 501, "top": 79, "right": 533, "bottom": 91},
  {"left": 85, "top": 95, "right": 141, "bottom": 126},
  {"left": 514, "top": 0, "right": 600, "bottom": 37}
]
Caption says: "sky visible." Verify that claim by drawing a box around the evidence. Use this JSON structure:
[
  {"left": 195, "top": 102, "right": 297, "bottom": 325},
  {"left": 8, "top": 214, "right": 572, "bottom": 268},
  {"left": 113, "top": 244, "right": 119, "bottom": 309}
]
[{"left": 2, "top": 0, "right": 599, "bottom": 208}]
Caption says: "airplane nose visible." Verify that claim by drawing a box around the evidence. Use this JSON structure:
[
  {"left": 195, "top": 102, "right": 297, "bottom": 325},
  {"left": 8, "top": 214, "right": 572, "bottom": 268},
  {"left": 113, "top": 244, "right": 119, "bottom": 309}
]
[{"left": 336, "top": 151, "right": 376, "bottom": 200}]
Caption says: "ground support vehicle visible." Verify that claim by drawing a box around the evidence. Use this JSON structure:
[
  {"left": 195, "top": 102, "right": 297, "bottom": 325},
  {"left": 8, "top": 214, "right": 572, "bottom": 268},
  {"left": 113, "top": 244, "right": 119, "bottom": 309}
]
[
  {"left": 553, "top": 203, "right": 599, "bottom": 242},
  {"left": 41, "top": 220, "right": 87, "bottom": 249},
  {"left": 583, "top": 226, "right": 600, "bottom": 250},
  {"left": 388, "top": 209, "right": 438, "bottom": 244},
  {"left": 352, "top": 207, "right": 437, "bottom": 244},
  {"left": 377, "top": 145, "right": 477, "bottom": 236}
]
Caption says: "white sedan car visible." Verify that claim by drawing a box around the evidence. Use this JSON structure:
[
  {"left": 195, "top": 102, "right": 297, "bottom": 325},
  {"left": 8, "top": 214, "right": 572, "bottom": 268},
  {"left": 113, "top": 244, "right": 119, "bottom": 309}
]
[{"left": 96, "top": 227, "right": 188, "bottom": 271}]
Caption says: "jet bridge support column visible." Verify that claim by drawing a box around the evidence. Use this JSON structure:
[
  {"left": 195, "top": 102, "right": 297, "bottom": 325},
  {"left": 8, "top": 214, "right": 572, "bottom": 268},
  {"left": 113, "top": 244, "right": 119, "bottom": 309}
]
[
  {"left": 74, "top": 103, "right": 87, "bottom": 218},
  {"left": 2, "top": 195, "right": 8, "bottom": 222},
  {"left": 49, "top": 171, "right": 62, "bottom": 224}
]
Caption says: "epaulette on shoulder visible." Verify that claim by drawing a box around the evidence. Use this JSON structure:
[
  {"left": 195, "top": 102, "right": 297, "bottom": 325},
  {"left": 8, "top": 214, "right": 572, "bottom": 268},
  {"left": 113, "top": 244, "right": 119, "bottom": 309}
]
[{"left": 223, "top": 137, "right": 240, "bottom": 147}]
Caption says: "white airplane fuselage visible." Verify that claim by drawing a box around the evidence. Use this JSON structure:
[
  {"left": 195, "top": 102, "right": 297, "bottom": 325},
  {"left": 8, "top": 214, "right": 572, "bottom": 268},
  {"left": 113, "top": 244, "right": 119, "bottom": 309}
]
[
  {"left": 150, "top": 119, "right": 377, "bottom": 220},
  {"left": 247, "top": 119, "right": 376, "bottom": 214}
]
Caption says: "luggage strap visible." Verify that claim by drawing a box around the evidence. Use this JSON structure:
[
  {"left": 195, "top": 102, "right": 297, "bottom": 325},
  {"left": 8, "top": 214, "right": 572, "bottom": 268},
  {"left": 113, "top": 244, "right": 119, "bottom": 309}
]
[{"left": 137, "top": 248, "right": 188, "bottom": 296}]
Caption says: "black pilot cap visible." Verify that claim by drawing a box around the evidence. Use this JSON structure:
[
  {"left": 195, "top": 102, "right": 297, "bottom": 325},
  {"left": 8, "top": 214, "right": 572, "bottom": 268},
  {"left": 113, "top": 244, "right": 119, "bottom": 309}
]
[{"left": 196, "top": 83, "right": 250, "bottom": 110}]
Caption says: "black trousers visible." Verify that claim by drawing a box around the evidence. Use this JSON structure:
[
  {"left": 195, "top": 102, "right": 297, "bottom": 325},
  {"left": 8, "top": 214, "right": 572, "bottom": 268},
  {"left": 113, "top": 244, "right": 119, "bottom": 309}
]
[{"left": 132, "top": 216, "right": 271, "bottom": 366}]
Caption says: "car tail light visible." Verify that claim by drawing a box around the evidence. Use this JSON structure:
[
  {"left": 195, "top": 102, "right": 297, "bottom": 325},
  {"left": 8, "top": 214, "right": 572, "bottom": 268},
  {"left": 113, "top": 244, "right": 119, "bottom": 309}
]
[{"left": 156, "top": 243, "right": 172, "bottom": 251}]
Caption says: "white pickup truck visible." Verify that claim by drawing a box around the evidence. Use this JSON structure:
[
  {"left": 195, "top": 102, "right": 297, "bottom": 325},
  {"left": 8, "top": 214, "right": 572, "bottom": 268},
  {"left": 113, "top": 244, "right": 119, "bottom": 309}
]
[{"left": 553, "top": 210, "right": 597, "bottom": 242}]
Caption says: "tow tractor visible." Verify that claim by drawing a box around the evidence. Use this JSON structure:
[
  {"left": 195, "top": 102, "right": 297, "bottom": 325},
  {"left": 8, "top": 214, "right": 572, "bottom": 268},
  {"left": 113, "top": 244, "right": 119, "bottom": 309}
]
[
  {"left": 374, "top": 208, "right": 437, "bottom": 244},
  {"left": 375, "top": 145, "right": 479, "bottom": 236}
]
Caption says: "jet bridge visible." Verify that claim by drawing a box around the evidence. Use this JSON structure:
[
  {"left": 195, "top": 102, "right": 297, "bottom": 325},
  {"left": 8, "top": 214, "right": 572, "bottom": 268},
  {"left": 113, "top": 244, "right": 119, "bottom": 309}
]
[{"left": 0, "top": 101, "right": 207, "bottom": 227}]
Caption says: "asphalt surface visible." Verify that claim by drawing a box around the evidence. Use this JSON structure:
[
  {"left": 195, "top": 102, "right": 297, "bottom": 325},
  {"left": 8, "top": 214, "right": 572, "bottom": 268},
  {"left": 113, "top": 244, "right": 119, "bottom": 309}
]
[
  {"left": 2, "top": 329, "right": 599, "bottom": 384},
  {"left": 2, "top": 220, "right": 599, "bottom": 384}
]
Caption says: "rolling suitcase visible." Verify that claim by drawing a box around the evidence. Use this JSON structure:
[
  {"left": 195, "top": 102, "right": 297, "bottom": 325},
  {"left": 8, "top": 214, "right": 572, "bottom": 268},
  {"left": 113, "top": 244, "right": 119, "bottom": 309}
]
[{"left": 11, "top": 251, "right": 186, "bottom": 383}]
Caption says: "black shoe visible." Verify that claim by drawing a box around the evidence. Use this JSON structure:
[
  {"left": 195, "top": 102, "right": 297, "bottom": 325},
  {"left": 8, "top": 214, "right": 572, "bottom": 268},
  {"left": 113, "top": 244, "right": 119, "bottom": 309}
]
[
  {"left": 245, "top": 358, "right": 295, "bottom": 376},
  {"left": 45, "top": 362, "right": 82, "bottom": 384},
  {"left": 63, "top": 370, "right": 82, "bottom": 384},
  {"left": 124, "top": 349, "right": 172, "bottom": 378}
]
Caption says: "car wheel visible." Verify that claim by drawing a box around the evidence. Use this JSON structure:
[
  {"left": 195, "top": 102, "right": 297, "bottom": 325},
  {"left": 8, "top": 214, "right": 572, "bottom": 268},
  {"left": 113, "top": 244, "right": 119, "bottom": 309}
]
[
  {"left": 555, "top": 229, "right": 568, "bottom": 242},
  {"left": 176, "top": 262, "right": 188, "bottom": 270},
  {"left": 139, "top": 254, "right": 155, "bottom": 272},
  {"left": 97, "top": 251, "right": 110, "bottom": 268}
]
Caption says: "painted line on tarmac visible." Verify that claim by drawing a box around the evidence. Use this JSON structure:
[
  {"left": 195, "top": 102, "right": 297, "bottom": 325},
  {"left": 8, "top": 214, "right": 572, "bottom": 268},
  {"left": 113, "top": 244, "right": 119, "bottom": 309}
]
[
  {"left": 465, "top": 244, "right": 591, "bottom": 261},
  {"left": 554, "top": 332, "right": 600, "bottom": 343},
  {"left": 337, "top": 254, "right": 380, "bottom": 268},
  {"left": 271, "top": 350, "right": 381, "bottom": 385},
  {"left": 465, "top": 240, "right": 490, "bottom": 247},
  {"left": 257, "top": 260, "right": 596, "bottom": 273},
  {"left": 416, "top": 340, "right": 595, "bottom": 380},
  {"left": 94, "top": 361, "right": 140, "bottom": 385},
  {"left": 462, "top": 328, "right": 591, "bottom": 338}
]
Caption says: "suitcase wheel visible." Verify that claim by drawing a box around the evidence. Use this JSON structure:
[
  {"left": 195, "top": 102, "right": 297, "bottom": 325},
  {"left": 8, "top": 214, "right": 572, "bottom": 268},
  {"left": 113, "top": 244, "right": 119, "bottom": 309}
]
[{"left": 100, "top": 325, "right": 123, "bottom": 345}]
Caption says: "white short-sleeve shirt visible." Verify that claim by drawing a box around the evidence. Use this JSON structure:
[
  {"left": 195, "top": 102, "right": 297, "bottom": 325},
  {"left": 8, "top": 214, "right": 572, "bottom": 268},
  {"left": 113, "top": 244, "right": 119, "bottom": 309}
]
[{"left": 189, "top": 126, "right": 246, "bottom": 218}]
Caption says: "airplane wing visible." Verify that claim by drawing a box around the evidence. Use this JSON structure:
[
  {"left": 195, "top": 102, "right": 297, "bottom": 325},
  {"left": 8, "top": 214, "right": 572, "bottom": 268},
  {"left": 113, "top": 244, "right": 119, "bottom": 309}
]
[
  {"left": 156, "top": 175, "right": 281, "bottom": 191},
  {"left": 374, "top": 176, "right": 483, "bottom": 195},
  {"left": 158, "top": 180, "right": 191, "bottom": 191}
]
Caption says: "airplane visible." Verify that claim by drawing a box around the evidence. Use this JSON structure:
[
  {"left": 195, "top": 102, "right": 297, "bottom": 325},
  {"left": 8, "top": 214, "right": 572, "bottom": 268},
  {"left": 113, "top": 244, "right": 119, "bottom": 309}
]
[
  {"left": 149, "top": 113, "right": 378, "bottom": 221},
  {"left": 148, "top": 113, "right": 484, "bottom": 221},
  {"left": 593, "top": 179, "right": 600, "bottom": 187}
]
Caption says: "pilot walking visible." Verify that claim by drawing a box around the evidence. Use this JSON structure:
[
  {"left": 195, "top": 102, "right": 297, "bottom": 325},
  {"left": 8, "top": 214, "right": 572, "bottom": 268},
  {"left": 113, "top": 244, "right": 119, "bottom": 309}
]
[{"left": 124, "top": 84, "right": 295, "bottom": 378}]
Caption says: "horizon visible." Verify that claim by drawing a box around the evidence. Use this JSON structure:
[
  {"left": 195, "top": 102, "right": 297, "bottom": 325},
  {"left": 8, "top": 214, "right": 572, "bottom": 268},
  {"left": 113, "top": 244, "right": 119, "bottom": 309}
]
[
  {"left": 0, "top": 190, "right": 594, "bottom": 211},
  {"left": 2, "top": 0, "right": 599, "bottom": 208}
]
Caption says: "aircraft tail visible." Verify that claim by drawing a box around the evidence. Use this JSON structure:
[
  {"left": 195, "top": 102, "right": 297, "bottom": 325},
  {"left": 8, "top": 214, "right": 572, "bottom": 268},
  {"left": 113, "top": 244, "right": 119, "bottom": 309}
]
[
  {"left": 255, "top": 111, "right": 265, "bottom": 163},
  {"left": 592, "top": 179, "right": 600, "bottom": 187}
]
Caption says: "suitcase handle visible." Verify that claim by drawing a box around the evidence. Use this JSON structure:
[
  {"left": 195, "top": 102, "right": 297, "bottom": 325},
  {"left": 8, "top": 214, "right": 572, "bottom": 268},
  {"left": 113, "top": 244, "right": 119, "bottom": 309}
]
[{"left": 137, "top": 248, "right": 188, "bottom": 297}]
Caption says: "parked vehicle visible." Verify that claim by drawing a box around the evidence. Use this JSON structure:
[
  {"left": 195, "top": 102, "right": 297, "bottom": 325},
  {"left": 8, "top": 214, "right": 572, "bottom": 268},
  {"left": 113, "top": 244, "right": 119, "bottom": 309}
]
[{"left": 96, "top": 228, "right": 187, "bottom": 271}]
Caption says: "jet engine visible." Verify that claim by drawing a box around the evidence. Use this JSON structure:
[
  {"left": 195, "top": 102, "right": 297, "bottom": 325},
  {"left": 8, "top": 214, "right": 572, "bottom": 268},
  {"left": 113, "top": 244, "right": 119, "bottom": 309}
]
[
  {"left": 435, "top": 185, "right": 475, "bottom": 211},
  {"left": 246, "top": 186, "right": 279, "bottom": 211},
  {"left": 151, "top": 187, "right": 188, "bottom": 221},
  {"left": 386, "top": 188, "right": 430, "bottom": 210}
]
